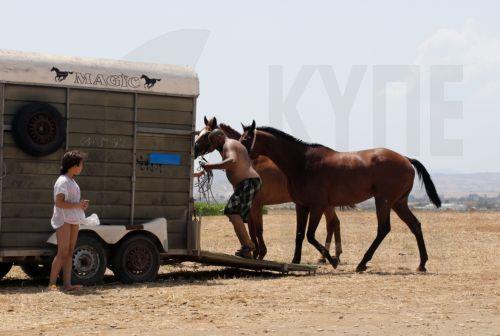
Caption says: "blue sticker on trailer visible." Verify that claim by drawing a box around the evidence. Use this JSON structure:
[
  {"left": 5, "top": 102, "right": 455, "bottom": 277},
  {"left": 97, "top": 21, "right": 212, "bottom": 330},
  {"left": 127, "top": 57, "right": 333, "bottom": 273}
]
[{"left": 149, "top": 153, "right": 181, "bottom": 165}]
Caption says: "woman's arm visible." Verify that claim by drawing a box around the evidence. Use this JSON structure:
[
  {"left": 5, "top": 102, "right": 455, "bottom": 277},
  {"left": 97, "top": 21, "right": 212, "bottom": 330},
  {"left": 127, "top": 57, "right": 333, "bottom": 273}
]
[{"left": 55, "top": 193, "right": 87, "bottom": 210}]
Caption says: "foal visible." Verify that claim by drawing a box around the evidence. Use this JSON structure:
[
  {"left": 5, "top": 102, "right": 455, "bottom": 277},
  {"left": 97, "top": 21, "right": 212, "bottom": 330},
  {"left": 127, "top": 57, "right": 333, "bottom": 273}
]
[{"left": 240, "top": 121, "right": 441, "bottom": 272}]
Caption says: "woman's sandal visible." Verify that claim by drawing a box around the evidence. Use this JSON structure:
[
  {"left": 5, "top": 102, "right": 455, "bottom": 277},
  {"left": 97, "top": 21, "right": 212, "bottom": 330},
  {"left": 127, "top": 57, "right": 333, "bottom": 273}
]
[{"left": 47, "top": 284, "right": 59, "bottom": 292}]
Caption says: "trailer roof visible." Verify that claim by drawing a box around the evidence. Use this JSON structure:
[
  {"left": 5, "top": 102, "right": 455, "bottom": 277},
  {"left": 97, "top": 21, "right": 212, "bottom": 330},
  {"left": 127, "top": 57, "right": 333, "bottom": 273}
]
[{"left": 0, "top": 50, "right": 199, "bottom": 97}]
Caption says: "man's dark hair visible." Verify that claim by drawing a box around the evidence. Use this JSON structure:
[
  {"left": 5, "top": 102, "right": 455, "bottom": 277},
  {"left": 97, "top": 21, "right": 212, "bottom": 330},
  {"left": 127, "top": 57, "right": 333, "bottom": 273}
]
[
  {"left": 208, "top": 129, "right": 226, "bottom": 143},
  {"left": 60, "top": 150, "right": 87, "bottom": 175}
]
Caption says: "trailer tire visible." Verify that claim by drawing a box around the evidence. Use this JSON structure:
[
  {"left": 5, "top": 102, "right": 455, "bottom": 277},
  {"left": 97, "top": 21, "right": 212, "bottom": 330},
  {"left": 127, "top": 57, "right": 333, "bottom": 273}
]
[
  {"left": 72, "top": 235, "right": 107, "bottom": 285},
  {"left": 20, "top": 262, "right": 51, "bottom": 279},
  {"left": 12, "top": 102, "right": 66, "bottom": 156},
  {"left": 0, "top": 262, "right": 13, "bottom": 279},
  {"left": 112, "top": 235, "right": 160, "bottom": 284}
]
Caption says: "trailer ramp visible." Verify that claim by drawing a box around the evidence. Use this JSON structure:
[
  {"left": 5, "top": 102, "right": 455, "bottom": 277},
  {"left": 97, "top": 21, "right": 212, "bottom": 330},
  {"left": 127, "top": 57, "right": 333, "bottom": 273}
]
[{"left": 186, "top": 251, "right": 317, "bottom": 274}]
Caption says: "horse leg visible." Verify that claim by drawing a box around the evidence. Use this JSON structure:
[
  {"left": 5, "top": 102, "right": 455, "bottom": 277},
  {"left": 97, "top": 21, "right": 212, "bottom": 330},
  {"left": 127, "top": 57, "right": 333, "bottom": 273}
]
[
  {"left": 317, "top": 208, "right": 332, "bottom": 264},
  {"left": 307, "top": 207, "right": 339, "bottom": 269},
  {"left": 318, "top": 206, "right": 342, "bottom": 264},
  {"left": 292, "top": 204, "right": 309, "bottom": 264},
  {"left": 317, "top": 212, "right": 328, "bottom": 264},
  {"left": 250, "top": 204, "right": 267, "bottom": 260},
  {"left": 393, "top": 199, "right": 429, "bottom": 272},
  {"left": 247, "top": 210, "right": 260, "bottom": 259},
  {"left": 331, "top": 209, "right": 342, "bottom": 261},
  {"left": 356, "top": 197, "right": 391, "bottom": 272}
]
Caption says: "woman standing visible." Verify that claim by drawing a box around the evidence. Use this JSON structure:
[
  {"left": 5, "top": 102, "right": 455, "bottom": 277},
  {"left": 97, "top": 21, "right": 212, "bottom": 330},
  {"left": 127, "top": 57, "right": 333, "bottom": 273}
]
[{"left": 48, "top": 150, "right": 89, "bottom": 291}]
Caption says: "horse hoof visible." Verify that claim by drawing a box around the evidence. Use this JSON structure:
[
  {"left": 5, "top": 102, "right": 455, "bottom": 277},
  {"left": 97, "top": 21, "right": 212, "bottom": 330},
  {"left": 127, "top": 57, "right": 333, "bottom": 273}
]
[
  {"left": 416, "top": 265, "right": 427, "bottom": 272},
  {"left": 292, "top": 259, "right": 301, "bottom": 264},
  {"left": 329, "top": 257, "right": 339, "bottom": 269},
  {"left": 356, "top": 264, "right": 367, "bottom": 273},
  {"left": 258, "top": 249, "right": 267, "bottom": 260}
]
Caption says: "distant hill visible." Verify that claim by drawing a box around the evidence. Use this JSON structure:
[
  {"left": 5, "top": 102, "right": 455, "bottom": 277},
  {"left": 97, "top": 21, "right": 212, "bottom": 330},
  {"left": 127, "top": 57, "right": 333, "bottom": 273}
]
[
  {"left": 194, "top": 171, "right": 500, "bottom": 201},
  {"left": 412, "top": 173, "right": 500, "bottom": 198}
]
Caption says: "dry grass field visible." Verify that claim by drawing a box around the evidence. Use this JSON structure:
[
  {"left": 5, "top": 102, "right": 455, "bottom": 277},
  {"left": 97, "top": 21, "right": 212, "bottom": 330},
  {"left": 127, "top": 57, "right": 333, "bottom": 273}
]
[{"left": 0, "top": 210, "right": 499, "bottom": 335}]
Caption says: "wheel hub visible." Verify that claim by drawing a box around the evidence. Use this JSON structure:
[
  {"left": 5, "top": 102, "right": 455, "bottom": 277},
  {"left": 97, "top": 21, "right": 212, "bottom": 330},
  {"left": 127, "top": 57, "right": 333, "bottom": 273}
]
[
  {"left": 73, "top": 247, "right": 100, "bottom": 278},
  {"left": 27, "top": 112, "right": 58, "bottom": 145},
  {"left": 126, "top": 246, "right": 152, "bottom": 275}
]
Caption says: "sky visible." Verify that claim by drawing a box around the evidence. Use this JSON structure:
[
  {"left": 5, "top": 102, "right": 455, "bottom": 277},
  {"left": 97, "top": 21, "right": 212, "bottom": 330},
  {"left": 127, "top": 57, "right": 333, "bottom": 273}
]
[{"left": 1, "top": 0, "right": 499, "bottom": 173}]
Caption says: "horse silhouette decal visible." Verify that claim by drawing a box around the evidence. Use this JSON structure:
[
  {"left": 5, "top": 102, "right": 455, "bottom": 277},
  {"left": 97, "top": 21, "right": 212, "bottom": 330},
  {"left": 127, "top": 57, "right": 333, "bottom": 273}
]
[
  {"left": 141, "top": 74, "right": 161, "bottom": 89},
  {"left": 50, "top": 67, "right": 74, "bottom": 82}
]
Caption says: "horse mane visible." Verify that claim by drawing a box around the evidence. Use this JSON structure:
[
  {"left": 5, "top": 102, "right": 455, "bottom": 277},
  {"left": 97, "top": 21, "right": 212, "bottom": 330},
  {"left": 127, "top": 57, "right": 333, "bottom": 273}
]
[
  {"left": 219, "top": 123, "right": 242, "bottom": 140},
  {"left": 256, "top": 126, "right": 328, "bottom": 149}
]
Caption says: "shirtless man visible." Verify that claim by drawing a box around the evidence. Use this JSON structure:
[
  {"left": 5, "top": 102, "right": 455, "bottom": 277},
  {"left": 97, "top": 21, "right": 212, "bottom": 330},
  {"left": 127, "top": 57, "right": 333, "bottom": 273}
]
[{"left": 200, "top": 129, "right": 262, "bottom": 258}]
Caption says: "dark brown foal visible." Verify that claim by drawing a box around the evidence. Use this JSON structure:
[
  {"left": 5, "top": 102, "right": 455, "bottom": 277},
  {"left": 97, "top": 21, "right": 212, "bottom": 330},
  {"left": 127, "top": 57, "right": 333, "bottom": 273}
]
[{"left": 240, "top": 121, "right": 441, "bottom": 272}]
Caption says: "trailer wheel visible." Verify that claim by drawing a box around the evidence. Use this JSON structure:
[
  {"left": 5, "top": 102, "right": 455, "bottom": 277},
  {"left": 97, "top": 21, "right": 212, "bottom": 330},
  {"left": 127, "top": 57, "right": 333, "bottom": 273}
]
[
  {"left": 12, "top": 102, "right": 66, "bottom": 156},
  {"left": 0, "top": 262, "right": 13, "bottom": 280},
  {"left": 112, "top": 235, "right": 160, "bottom": 284},
  {"left": 21, "top": 262, "right": 51, "bottom": 279},
  {"left": 72, "top": 235, "right": 107, "bottom": 285}
]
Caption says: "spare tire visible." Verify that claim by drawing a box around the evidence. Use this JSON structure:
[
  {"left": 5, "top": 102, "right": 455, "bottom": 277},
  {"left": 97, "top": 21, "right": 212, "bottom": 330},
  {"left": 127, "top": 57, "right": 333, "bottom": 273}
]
[{"left": 12, "top": 102, "right": 66, "bottom": 156}]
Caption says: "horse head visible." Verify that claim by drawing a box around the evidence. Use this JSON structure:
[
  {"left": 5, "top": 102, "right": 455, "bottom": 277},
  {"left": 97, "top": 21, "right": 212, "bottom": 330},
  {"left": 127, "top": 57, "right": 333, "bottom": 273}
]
[
  {"left": 239, "top": 120, "right": 257, "bottom": 158},
  {"left": 194, "top": 116, "right": 219, "bottom": 158},
  {"left": 50, "top": 67, "right": 57, "bottom": 72}
]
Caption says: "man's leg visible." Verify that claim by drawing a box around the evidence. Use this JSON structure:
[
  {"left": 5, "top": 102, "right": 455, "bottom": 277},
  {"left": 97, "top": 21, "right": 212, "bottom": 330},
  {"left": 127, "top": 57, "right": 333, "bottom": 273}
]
[{"left": 228, "top": 214, "right": 255, "bottom": 250}]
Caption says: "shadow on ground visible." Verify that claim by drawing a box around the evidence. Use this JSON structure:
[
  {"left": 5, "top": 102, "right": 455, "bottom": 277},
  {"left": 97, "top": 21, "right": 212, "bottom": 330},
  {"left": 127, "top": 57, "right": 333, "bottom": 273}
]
[
  {"left": 0, "top": 265, "right": 314, "bottom": 294},
  {"left": 0, "top": 263, "right": 437, "bottom": 295}
]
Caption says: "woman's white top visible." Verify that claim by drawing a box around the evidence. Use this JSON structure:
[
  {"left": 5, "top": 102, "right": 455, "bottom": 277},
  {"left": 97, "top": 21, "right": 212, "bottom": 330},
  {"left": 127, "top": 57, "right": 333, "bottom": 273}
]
[{"left": 50, "top": 175, "right": 85, "bottom": 229}]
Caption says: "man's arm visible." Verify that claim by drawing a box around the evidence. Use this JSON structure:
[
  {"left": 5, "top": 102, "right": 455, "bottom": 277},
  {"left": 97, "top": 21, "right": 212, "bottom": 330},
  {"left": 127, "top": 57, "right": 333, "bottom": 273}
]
[{"left": 201, "top": 143, "right": 238, "bottom": 170}]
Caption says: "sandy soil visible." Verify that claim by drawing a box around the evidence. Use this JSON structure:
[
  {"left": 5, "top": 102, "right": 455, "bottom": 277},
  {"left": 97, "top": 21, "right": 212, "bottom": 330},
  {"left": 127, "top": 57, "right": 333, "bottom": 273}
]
[{"left": 0, "top": 210, "right": 499, "bottom": 335}]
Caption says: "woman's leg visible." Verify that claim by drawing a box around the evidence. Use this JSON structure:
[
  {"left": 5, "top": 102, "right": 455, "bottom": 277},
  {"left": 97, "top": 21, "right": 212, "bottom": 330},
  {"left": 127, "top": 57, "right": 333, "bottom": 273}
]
[
  {"left": 62, "top": 224, "right": 81, "bottom": 289},
  {"left": 48, "top": 224, "right": 71, "bottom": 287}
]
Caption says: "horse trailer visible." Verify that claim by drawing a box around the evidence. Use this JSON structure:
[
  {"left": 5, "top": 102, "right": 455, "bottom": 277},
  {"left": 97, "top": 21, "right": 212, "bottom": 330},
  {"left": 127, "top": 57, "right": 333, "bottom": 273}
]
[{"left": 0, "top": 50, "right": 315, "bottom": 285}]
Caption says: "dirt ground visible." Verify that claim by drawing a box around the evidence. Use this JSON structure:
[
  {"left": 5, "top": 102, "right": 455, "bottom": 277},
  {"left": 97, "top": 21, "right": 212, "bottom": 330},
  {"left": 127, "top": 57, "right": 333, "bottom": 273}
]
[{"left": 0, "top": 210, "right": 499, "bottom": 335}]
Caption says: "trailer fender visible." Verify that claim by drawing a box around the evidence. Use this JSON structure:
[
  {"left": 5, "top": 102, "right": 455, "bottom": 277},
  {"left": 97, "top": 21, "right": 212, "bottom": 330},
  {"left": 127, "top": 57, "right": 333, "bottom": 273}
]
[{"left": 47, "top": 218, "right": 168, "bottom": 251}]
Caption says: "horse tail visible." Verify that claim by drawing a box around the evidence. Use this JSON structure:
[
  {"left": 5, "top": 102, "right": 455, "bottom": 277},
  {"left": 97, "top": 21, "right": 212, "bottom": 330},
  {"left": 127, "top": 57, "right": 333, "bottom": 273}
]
[{"left": 406, "top": 157, "right": 441, "bottom": 208}]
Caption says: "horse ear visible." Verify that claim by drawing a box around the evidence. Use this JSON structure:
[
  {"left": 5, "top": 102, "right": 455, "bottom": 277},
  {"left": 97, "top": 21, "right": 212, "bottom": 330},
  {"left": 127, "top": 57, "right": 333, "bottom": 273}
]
[
  {"left": 204, "top": 116, "right": 209, "bottom": 126},
  {"left": 250, "top": 120, "right": 256, "bottom": 132},
  {"left": 241, "top": 122, "right": 246, "bottom": 131},
  {"left": 213, "top": 117, "right": 217, "bottom": 128}
]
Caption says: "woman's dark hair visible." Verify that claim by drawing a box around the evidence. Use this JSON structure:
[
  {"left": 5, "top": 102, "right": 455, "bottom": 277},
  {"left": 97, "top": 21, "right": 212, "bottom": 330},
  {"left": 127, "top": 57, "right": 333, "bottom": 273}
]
[{"left": 60, "top": 150, "right": 87, "bottom": 175}]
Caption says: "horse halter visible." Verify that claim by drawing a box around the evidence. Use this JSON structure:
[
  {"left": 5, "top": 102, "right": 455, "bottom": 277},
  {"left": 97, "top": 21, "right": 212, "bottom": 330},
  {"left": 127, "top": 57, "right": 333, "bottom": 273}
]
[
  {"left": 194, "top": 126, "right": 215, "bottom": 157},
  {"left": 249, "top": 128, "right": 257, "bottom": 153},
  {"left": 241, "top": 126, "right": 257, "bottom": 157}
]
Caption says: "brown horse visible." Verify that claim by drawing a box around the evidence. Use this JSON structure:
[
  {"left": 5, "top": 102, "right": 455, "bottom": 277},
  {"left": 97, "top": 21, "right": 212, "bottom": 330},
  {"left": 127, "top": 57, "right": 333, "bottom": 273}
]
[
  {"left": 194, "top": 117, "right": 342, "bottom": 262},
  {"left": 239, "top": 121, "right": 441, "bottom": 272}
]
